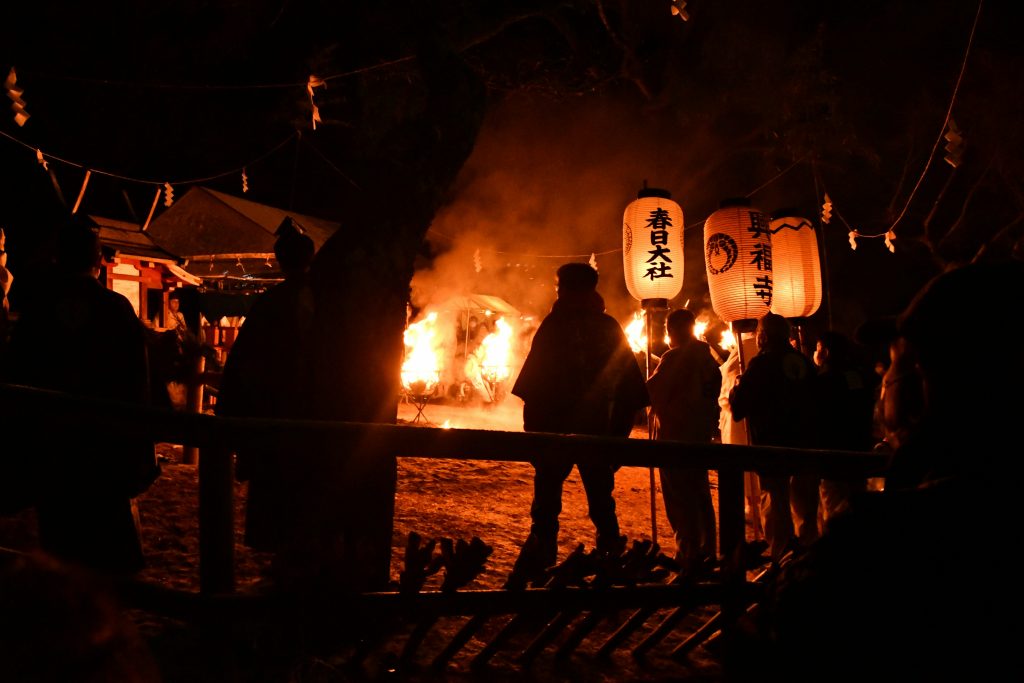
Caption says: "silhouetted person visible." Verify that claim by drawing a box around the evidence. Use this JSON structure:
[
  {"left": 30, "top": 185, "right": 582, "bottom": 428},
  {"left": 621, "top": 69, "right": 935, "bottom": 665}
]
[
  {"left": 813, "top": 330, "right": 876, "bottom": 522},
  {"left": 507, "top": 262, "right": 648, "bottom": 587},
  {"left": 647, "top": 308, "right": 722, "bottom": 575},
  {"left": 729, "top": 312, "right": 819, "bottom": 560},
  {"left": 2, "top": 220, "right": 158, "bottom": 574},
  {"left": 216, "top": 224, "right": 317, "bottom": 586},
  {"left": 729, "top": 260, "right": 1024, "bottom": 682}
]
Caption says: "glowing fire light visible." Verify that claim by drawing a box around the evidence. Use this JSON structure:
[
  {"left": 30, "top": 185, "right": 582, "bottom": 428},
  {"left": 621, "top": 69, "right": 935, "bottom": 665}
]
[
  {"left": 441, "top": 420, "right": 453, "bottom": 429},
  {"left": 625, "top": 311, "right": 646, "bottom": 353},
  {"left": 694, "top": 320, "right": 708, "bottom": 341},
  {"left": 720, "top": 328, "right": 737, "bottom": 350},
  {"left": 401, "top": 312, "right": 444, "bottom": 396},
  {"left": 480, "top": 317, "right": 514, "bottom": 383},
  {"left": 624, "top": 310, "right": 672, "bottom": 352}
]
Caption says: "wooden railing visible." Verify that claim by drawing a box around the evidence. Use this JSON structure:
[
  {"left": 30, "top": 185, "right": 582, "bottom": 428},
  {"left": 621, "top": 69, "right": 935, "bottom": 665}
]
[{"left": 0, "top": 381, "right": 889, "bottom": 596}]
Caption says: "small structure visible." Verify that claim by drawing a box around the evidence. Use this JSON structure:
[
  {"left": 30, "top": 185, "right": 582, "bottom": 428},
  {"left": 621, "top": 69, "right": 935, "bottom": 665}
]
[
  {"left": 143, "top": 187, "right": 339, "bottom": 360},
  {"left": 147, "top": 186, "right": 338, "bottom": 288},
  {"left": 92, "top": 215, "right": 201, "bottom": 328}
]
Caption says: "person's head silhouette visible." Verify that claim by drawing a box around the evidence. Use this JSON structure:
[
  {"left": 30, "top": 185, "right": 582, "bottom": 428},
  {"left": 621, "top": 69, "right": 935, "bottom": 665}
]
[
  {"left": 56, "top": 221, "right": 102, "bottom": 277},
  {"left": 555, "top": 262, "right": 598, "bottom": 294},
  {"left": 274, "top": 226, "right": 315, "bottom": 279},
  {"left": 665, "top": 309, "right": 696, "bottom": 347},
  {"left": 755, "top": 312, "right": 791, "bottom": 353}
]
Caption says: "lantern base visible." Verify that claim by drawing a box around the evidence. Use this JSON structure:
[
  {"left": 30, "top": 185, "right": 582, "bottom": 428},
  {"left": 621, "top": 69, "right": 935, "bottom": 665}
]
[
  {"left": 731, "top": 318, "right": 758, "bottom": 333},
  {"left": 641, "top": 298, "right": 669, "bottom": 311}
]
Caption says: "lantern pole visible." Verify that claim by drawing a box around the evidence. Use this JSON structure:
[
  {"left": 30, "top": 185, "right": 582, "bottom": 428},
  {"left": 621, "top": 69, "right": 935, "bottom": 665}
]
[
  {"left": 792, "top": 318, "right": 806, "bottom": 355},
  {"left": 623, "top": 183, "right": 683, "bottom": 550},
  {"left": 642, "top": 297, "right": 668, "bottom": 546}
]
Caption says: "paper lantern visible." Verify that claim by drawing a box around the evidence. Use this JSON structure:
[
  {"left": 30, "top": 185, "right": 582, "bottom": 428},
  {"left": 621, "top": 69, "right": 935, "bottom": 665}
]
[
  {"left": 704, "top": 198, "right": 773, "bottom": 323},
  {"left": 622, "top": 187, "right": 684, "bottom": 304},
  {"left": 769, "top": 212, "right": 822, "bottom": 319}
]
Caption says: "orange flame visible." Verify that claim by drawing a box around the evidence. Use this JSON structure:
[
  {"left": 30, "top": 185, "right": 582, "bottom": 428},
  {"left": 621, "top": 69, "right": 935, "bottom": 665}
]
[
  {"left": 401, "top": 312, "right": 444, "bottom": 395},
  {"left": 480, "top": 317, "right": 514, "bottom": 383},
  {"left": 625, "top": 311, "right": 646, "bottom": 353},
  {"left": 720, "top": 328, "right": 737, "bottom": 351}
]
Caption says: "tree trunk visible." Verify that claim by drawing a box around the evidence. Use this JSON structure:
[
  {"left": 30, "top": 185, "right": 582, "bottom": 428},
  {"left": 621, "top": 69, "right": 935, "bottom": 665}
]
[{"left": 305, "top": 38, "right": 487, "bottom": 590}]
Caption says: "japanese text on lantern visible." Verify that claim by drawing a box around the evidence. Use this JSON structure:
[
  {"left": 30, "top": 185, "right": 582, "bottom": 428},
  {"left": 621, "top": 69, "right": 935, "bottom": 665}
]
[
  {"left": 644, "top": 207, "right": 674, "bottom": 281},
  {"left": 748, "top": 211, "right": 773, "bottom": 302}
]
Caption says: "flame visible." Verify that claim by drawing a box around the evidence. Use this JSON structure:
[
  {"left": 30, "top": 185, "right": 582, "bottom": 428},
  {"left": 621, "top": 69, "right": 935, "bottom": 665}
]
[
  {"left": 401, "top": 312, "right": 444, "bottom": 396},
  {"left": 480, "top": 317, "right": 514, "bottom": 383},
  {"left": 441, "top": 419, "right": 452, "bottom": 429},
  {"left": 693, "top": 320, "right": 708, "bottom": 341},
  {"left": 625, "top": 311, "right": 646, "bottom": 353},
  {"left": 624, "top": 310, "right": 671, "bottom": 352},
  {"left": 720, "top": 328, "right": 737, "bottom": 351}
]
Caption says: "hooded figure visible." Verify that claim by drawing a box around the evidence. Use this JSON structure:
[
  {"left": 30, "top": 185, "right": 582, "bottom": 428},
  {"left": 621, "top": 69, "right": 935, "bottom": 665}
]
[{"left": 506, "top": 262, "right": 648, "bottom": 588}]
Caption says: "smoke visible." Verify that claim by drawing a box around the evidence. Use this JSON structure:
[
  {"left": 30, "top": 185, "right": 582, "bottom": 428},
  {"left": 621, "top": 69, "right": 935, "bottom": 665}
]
[{"left": 411, "top": 89, "right": 773, "bottom": 329}]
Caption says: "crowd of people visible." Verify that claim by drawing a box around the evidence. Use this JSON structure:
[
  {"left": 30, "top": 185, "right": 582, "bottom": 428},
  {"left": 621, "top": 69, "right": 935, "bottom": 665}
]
[{"left": 1, "top": 213, "right": 1020, "bottom": 677}]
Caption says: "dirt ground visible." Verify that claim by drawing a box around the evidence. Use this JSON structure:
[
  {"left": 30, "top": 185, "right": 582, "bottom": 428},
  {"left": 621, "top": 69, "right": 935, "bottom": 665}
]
[{"left": 0, "top": 398, "right": 738, "bottom": 682}]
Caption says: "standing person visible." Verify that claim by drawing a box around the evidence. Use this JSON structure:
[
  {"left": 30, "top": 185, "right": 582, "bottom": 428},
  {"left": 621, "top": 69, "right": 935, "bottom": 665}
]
[
  {"left": 718, "top": 336, "right": 765, "bottom": 543},
  {"left": 166, "top": 291, "right": 189, "bottom": 344},
  {"left": 647, "top": 309, "right": 722, "bottom": 575},
  {"left": 215, "top": 224, "right": 319, "bottom": 588},
  {"left": 813, "top": 330, "right": 876, "bottom": 523},
  {"left": 728, "top": 313, "right": 819, "bottom": 561},
  {"left": 507, "top": 262, "right": 648, "bottom": 587},
  {"left": 2, "top": 220, "right": 158, "bottom": 575}
]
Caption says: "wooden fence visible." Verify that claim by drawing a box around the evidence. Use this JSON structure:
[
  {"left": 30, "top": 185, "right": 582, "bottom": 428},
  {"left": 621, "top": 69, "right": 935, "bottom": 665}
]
[{"left": 0, "top": 382, "right": 889, "bottom": 667}]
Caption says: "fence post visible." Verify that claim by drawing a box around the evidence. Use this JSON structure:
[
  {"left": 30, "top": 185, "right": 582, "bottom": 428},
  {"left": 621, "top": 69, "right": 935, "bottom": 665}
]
[
  {"left": 199, "top": 445, "right": 235, "bottom": 595},
  {"left": 183, "top": 354, "right": 205, "bottom": 465},
  {"left": 716, "top": 467, "right": 747, "bottom": 635}
]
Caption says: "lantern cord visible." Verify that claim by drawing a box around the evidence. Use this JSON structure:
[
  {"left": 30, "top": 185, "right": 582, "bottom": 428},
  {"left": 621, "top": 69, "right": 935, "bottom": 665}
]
[
  {"left": 744, "top": 154, "right": 809, "bottom": 200},
  {"left": 302, "top": 136, "right": 362, "bottom": 189},
  {"left": 812, "top": 161, "right": 834, "bottom": 331},
  {"left": 0, "top": 127, "right": 299, "bottom": 186}
]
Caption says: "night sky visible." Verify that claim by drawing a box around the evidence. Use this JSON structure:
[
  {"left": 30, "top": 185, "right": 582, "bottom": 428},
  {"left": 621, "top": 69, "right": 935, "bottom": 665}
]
[{"left": 2, "top": 0, "right": 1019, "bottom": 337}]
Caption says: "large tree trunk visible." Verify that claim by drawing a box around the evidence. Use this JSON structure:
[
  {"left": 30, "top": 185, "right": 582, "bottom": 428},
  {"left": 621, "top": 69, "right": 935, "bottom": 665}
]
[{"left": 306, "top": 38, "right": 487, "bottom": 589}]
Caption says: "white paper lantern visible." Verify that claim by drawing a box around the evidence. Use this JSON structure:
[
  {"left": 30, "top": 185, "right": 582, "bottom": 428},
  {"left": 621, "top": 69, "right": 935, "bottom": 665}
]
[
  {"left": 704, "top": 199, "right": 773, "bottom": 323},
  {"left": 623, "top": 187, "right": 684, "bottom": 303},
  {"left": 769, "top": 213, "right": 822, "bottom": 319}
]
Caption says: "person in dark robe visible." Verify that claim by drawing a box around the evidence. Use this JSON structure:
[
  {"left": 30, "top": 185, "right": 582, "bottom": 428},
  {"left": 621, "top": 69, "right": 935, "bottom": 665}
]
[
  {"left": 2, "top": 219, "right": 158, "bottom": 574},
  {"left": 215, "top": 222, "right": 318, "bottom": 585},
  {"left": 506, "top": 262, "right": 648, "bottom": 587},
  {"left": 728, "top": 313, "right": 820, "bottom": 561},
  {"left": 647, "top": 308, "right": 722, "bottom": 575},
  {"left": 813, "top": 330, "right": 877, "bottom": 522}
]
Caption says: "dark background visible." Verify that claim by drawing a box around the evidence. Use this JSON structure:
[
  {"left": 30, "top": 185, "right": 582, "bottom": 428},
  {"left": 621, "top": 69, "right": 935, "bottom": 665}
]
[{"left": 2, "top": 0, "right": 1020, "bottom": 337}]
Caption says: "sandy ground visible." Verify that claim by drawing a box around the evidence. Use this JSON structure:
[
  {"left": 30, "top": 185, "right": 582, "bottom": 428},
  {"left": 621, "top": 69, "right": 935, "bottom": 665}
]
[{"left": 0, "top": 397, "right": 732, "bottom": 682}]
